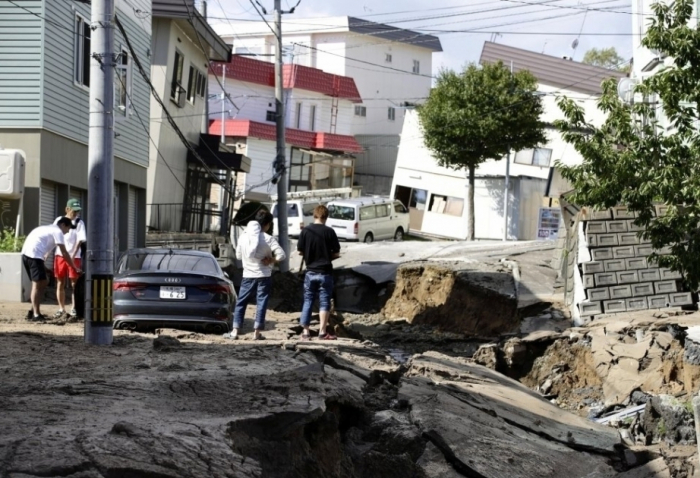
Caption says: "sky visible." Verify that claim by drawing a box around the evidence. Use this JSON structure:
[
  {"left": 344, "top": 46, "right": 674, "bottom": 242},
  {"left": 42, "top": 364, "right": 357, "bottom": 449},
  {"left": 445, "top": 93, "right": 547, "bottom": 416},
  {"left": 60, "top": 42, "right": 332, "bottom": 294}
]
[{"left": 204, "top": 0, "right": 633, "bottom": 75}]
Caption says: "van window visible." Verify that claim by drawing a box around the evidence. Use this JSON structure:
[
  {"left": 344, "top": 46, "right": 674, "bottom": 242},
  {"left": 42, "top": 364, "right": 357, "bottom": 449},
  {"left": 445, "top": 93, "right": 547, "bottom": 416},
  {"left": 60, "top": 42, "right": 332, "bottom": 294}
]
[
  {"left": 375, "top": 204, "right": 390, "bottom": 218},
  {"left": 302, "top": 203, "right": 318, "bottom": 217},
  {"left": 273, "top": 204, "right": 299, "bottom": 218},
  {"left": 394, "top": 202, "right": 407, "bottom": 214},
  {"left": 360, "top": 206, "right": 376, "bottom": 220},
  {"left": 329, "top": 205, "right": 355, "bottom": 220}
]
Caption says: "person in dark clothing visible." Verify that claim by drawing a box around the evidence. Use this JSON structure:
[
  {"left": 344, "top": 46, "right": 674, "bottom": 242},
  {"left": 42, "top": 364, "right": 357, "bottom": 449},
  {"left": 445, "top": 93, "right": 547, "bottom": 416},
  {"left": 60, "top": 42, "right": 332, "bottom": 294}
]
[{"left": 297, "top": 205, "right": 341, "bottom": 340}]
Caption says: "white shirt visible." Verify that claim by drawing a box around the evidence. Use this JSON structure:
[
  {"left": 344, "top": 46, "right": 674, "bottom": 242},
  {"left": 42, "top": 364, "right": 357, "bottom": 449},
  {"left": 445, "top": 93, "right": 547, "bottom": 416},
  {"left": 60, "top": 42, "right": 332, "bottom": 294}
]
[
  {"left": 236, "top": 222, "right": 286, "bottom": 278},
  {"left": 54, "top": 216, "right": 86, "bottom": 258},
  {"left": 21, "top": 225, "right": 65, "bottom": 260}
]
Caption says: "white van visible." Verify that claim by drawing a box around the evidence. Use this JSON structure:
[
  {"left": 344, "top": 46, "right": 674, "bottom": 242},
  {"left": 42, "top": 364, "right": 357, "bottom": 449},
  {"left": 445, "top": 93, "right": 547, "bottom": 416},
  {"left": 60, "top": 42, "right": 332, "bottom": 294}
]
[
  {"left": 326, "top": 197, "right": 410, "bottom": 242},
  {"left": 271, "top": 200, "right": 320, "bottom": 238}
]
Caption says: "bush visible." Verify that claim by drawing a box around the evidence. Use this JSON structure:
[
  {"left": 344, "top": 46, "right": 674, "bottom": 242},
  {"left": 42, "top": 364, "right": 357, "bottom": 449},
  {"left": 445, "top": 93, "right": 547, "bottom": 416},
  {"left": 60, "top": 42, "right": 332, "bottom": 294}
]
[{"left": 0, "top": 228, "right": 25, "bottom": 253}]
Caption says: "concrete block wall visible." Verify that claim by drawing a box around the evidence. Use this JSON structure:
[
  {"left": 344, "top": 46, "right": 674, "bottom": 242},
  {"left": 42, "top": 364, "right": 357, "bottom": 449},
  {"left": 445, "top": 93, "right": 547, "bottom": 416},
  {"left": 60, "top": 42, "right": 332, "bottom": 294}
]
[{"left": 578, "top": 206, "right": 692, "bottom": 318}]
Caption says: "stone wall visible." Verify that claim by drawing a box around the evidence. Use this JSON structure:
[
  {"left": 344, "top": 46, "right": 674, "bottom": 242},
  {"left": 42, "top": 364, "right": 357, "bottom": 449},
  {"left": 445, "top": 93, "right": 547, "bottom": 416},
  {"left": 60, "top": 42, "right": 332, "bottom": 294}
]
[{"left": 577, "top": 205, "right": 692, "bottom": 320}]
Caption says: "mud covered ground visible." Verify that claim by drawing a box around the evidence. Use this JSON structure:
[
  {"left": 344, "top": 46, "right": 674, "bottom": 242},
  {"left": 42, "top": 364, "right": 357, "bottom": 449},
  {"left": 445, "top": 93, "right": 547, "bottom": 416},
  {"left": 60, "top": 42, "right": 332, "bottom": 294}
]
[{"left": 0, "top": 301, "right": 635, "bottom": 478}]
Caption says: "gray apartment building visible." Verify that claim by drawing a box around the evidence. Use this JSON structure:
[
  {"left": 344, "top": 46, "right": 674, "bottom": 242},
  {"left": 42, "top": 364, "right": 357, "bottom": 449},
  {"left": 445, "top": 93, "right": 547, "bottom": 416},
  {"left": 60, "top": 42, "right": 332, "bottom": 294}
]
[{"left": 0, "top": 0, "right": 150, "bottom": 250}]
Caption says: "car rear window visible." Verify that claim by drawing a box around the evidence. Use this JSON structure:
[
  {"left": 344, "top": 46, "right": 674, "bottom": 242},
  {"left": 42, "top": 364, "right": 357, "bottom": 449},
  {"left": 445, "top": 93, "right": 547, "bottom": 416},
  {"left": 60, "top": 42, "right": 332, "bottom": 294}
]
[
  {"left": 272, "top": 204, "right": 300, "bottom": 218},
  {"left": 329, "top": 205, "right": 355, "bottom": 220},
  {"left": 120, "top": 252, "right": 219, "bottom": 274}
]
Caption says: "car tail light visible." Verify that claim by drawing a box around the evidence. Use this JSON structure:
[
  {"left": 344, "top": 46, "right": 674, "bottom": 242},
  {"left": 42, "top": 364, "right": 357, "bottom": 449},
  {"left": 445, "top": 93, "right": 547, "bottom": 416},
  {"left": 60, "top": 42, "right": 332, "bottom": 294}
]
[
  {"left": 198, "top": 284, "right": 230, "bottom": 295},
  {"left": 113, "top": 281, "right": 147, "bottom": 291},
  {"left": 354, "top": 222, "right": 359, "bottom": 234}
]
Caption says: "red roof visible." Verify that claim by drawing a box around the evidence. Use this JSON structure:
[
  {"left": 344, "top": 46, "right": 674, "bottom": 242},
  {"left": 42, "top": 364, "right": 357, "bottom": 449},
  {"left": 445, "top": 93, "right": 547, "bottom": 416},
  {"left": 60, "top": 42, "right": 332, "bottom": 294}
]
[
  {"left": 210, "top": 55, "right": 362, "bottom": 103},
  {"left": 209, "top": 119, "right": 363, "bottom": 154}
]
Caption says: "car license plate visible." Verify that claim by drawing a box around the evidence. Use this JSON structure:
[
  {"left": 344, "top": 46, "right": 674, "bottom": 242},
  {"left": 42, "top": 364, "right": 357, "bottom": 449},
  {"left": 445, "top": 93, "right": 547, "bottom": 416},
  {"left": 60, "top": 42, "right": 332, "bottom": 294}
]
[{"left": 160, "top": 286, "right": 186, "bottom": 299}]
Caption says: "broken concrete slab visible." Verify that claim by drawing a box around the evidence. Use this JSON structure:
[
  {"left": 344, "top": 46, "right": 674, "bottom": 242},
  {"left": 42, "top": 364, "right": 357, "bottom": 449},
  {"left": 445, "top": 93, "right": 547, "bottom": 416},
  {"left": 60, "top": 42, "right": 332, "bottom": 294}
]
[
  {"left": 402, "top": 375, "right": 617, "bottom": 478},
  {"left": 382, "top": 261, "right": 518, "bottom": 337},
  {"left": 406, "top": 352, "right": 621, "bottom": 454},
  {"left": 615, "top": 457, "right": 671, "bottom": 478}
]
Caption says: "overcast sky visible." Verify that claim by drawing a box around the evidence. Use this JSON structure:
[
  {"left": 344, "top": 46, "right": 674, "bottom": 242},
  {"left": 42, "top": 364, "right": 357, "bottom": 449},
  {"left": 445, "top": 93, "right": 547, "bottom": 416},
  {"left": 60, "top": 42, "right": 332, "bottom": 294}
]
[{"left": 205, "top": 0, "right": 633, "bottom": 74}]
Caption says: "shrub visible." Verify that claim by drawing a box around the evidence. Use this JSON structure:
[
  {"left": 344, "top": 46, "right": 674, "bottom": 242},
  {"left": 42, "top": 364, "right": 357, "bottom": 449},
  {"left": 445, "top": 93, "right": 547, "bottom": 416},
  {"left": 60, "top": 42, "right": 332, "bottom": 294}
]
[{"left": 0, "top": 228, "right": 25, "bottom": 253}]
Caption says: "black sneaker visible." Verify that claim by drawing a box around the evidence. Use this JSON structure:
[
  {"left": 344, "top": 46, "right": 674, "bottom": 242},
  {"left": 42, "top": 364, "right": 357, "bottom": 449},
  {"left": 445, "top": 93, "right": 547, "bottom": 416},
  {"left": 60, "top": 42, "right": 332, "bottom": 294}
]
[{"left": 28, "top": 314, "right": 47, "bottom": 322}]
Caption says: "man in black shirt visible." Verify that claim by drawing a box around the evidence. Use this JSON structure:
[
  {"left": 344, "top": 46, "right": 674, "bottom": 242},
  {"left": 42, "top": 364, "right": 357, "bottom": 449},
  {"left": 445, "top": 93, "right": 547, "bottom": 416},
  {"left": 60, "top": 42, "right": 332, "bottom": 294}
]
[{"left": 297, "top": 205, "right": 340, "bottom": 340}]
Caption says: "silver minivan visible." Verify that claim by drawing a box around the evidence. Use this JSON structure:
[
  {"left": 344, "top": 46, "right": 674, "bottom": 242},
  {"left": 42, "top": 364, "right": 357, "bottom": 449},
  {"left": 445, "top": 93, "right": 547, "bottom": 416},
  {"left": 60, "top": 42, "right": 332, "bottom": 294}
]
[
  {"left": 326, "top": 197, "right": 410, "bottom": 242},
  {"left": 271, "top": 200, "right": 320, "bottom": 238}
]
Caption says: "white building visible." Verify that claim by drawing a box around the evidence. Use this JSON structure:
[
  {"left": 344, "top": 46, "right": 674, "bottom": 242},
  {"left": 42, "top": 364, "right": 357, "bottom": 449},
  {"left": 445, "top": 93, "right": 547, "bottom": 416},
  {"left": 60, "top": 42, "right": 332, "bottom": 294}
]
[
  {"left": 148, "top": 1, "right": 248, "bottom": 235},
  {"left": 391, "top": 42, "right": 625, "bottom": 241},
  {"left": 212, "top": 17, "right": 442, "bottom": 195},
  {"left": 208, "top": 55, "right": 363, "bottom": 203}
]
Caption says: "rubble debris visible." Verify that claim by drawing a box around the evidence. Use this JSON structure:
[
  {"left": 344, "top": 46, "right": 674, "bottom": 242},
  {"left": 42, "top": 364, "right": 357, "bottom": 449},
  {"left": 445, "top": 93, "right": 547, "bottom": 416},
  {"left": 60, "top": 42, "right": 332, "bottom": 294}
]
[
  {"left": 642, "top": 395, "right": 696, "bottom": 445},
  {"left": 615, "top": 457, "right": 671, "bottom": 478},
  {"left": 382, "top": 261, "right": 518, "bottom": 336},
  {"left": 596, "top": 404, "right": 646, "bottom": 425},
  {"left": 152, "top": 334, "right": 181, "bottom": 351}
]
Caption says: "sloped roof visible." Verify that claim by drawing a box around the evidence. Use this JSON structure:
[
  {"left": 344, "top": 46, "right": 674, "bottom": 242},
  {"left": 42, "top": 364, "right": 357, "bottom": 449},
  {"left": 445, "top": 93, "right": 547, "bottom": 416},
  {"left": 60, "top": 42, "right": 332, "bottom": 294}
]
[
  {"left": 347, "top": 17, "right": 442, "bottom": 52},
  {"left": 209, "top": 55, "right": 362, "bottom": 103},
  {"left": 479, "top": 42, "right": 627, "bottom": 96},
  {"left": 209, "top": 119, "right": 363, "bottom": 153}
]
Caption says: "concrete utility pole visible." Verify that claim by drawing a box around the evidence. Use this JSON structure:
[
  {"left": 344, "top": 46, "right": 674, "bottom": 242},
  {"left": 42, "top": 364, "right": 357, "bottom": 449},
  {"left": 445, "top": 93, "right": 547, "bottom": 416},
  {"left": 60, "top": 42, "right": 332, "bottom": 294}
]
[
  {"left": 503, "top": 60, "right": 513, "bottom": 242},
  {"left": 274, "top": 0, "right": 290, "bottom": 272},
  {"left": 85, "top": 0, "right": 116, "bottom": 345}
]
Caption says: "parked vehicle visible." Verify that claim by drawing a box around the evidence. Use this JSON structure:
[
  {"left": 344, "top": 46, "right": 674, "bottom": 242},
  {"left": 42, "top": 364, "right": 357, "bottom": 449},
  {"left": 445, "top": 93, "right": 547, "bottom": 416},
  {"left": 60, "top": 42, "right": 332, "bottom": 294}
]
[
  {"left": 326, "top": 197, "right": 410, "bottom": 242},
  {"left": 271, "top": 200, "right": 320, "bottom": 238},
  {"left": 113, "top": 249, "right": 236, "bottom": 333}
]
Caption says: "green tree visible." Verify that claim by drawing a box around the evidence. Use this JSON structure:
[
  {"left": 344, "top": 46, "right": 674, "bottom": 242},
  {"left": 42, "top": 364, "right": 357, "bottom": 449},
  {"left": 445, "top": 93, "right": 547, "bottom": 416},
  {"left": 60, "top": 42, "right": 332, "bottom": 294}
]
[
  {"left": 582, "top": 47, "right": 629, "bottom": 72},
  {"left": 555, "top": 0, "right": 700, "bottom": 288},
  {"left": 418, "top": 62, "right": 546, "bottom": 240}
]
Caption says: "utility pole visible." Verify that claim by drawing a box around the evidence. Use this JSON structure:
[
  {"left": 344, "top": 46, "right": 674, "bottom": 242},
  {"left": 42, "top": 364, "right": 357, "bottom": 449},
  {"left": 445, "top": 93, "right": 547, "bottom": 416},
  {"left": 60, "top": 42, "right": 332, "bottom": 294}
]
[
  {"left": 85, "top": 0, "right": 115, "bottom": 345},
  {"left": 503, "top": 60, "right": 513, "bottom": 242},
  {"left": 219, "top": 65, "right": 231, "bottom": 236},
  {"left": 274, "top": 0, "right": 290, "bottom": 272}
]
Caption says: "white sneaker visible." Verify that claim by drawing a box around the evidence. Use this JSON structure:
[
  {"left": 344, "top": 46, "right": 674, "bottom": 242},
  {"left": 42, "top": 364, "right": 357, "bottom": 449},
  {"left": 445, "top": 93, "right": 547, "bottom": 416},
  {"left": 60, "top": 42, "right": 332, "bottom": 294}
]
[
  {"left": 69, "top": 309, "right": 77, "bottom": 318},
  {"left": 223, "top": 330, "right": 239, "bottom": 340}
]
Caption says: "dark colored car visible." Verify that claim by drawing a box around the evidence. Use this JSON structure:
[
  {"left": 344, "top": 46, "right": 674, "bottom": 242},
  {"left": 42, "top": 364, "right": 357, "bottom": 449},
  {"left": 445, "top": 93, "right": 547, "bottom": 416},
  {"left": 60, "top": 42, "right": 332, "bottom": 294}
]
[{"left": 113, "top": 249, "right": 236, "bottom": 333}]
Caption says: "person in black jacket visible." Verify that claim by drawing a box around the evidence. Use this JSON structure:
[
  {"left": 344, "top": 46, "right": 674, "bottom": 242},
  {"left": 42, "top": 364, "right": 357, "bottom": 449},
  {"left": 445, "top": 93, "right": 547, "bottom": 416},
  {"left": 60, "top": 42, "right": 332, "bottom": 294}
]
[{"left": 297, "top": 205, "right": 340, "bottom": 341}]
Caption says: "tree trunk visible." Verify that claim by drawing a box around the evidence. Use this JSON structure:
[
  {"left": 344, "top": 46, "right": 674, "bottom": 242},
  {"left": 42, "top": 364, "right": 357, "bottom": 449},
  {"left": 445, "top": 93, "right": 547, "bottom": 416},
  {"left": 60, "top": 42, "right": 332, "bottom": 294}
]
[{"left": 467, "top": 164, "right": 475, "bottom": 241}]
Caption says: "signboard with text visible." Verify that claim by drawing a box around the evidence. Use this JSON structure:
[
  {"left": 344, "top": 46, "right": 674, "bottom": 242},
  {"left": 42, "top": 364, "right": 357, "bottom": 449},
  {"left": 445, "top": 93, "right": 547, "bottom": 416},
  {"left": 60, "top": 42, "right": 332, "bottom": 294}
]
[{"left": 537, "top": 207, "right": 561, "bottom": 240}]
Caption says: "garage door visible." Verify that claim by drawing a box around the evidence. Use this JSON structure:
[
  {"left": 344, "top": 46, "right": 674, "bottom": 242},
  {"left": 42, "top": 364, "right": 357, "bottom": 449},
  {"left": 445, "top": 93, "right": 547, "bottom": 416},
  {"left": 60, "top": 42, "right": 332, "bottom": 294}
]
[
  {"left": 40, "top": 181, "right": 57, "bottom": 226},
  {"left": 128, "top": 187, "right": 137, "bottom": 249}
]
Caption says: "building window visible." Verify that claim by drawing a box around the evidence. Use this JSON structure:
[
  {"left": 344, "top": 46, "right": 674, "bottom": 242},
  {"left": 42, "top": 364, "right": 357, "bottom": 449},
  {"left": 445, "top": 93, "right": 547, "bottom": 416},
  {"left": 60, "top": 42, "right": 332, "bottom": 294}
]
[
  {"left": 385, "top": 53, "right": 392, "bottom": 63},
  {"left": 74, "top": 15, "right": 91, "bottom": 88},
  {"left": 412, "top": 60, "right": 420, "bottom": 74},
  {"left": 354, "top": 105, "right": 366, "bottom": 117},
  {"left": 388, "top": 107, "right": 396, "bottom": 121},
  {"left": 409, "top": 188, "right": 427, "bottom": 210},
  {"left": 171, "top": 50, "right": 184, "bottom": 104},
  {"left": 187, "top": 65, "right": 197, "bottom": 104},
  {"left": 196, "top": 70, "right": 206, "bottom": 98},
  {"left": 295, "top": 102, "right": 302, "bottom": 128},
  {"left": 429, "top": 194, "right": 464, "bottom": 217},
  {"left": 514, "top": 148, "right": 553, "bottom": 167},
  {"left": 309, "top": 105, "right": 316, "bottom": 131},
  {"left": 114, "top": 48, "right": 130, "bottom": 114},
  {"left": 266, "top": 110, "right": 276, "bottom": 122}
]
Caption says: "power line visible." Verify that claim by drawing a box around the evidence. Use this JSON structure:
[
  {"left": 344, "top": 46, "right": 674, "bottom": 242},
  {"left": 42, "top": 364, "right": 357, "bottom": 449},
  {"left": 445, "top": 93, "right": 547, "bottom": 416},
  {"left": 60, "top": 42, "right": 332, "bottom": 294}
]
[
  {"left": 248, "top": 0, "right": 278, "bottom": 38},
  {"left": 210, "top": 0, "right": 626, "bottom": 37}
]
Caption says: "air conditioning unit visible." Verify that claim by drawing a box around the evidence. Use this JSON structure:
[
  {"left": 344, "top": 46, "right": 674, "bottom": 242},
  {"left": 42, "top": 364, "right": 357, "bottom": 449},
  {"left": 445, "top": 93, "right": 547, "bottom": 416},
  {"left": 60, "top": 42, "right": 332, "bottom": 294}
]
[{"left": 177, "top": 86, "right": 187, "bottom": 108}]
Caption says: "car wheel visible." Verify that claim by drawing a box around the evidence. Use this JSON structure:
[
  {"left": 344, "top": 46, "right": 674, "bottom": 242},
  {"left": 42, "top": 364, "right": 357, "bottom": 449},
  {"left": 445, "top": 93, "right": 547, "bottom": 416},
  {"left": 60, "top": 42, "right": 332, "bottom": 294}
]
[
  {"left": 363, "top": 232, "right": 374, "bottom": 243},
  {"left": 394, "top": 227, "right": 404, "bottom": 242}
]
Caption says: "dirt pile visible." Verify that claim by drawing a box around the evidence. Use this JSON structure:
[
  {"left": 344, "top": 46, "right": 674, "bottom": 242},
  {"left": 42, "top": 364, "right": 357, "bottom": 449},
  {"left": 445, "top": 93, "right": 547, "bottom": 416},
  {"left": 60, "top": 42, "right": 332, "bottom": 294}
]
[{"left": 382, "top": 261, "right": 518, "bottom": 337}]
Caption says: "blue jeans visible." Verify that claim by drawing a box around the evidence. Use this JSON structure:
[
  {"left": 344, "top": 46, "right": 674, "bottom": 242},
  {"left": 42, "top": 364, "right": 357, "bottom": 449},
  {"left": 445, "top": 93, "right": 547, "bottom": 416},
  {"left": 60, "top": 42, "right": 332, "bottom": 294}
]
[
  {"left": 300, "top": 272, "right": 333, "bottom": 327},
  {"left": 233, "top": 277, "right": 272, "bottom": 330}
]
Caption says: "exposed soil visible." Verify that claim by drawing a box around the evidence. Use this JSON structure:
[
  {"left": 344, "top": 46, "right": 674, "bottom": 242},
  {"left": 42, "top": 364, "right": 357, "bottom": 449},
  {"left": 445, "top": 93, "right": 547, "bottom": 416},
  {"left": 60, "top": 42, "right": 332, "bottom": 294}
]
[{"left": 382, "top": 261, "right": 519, "bottom": 337}]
